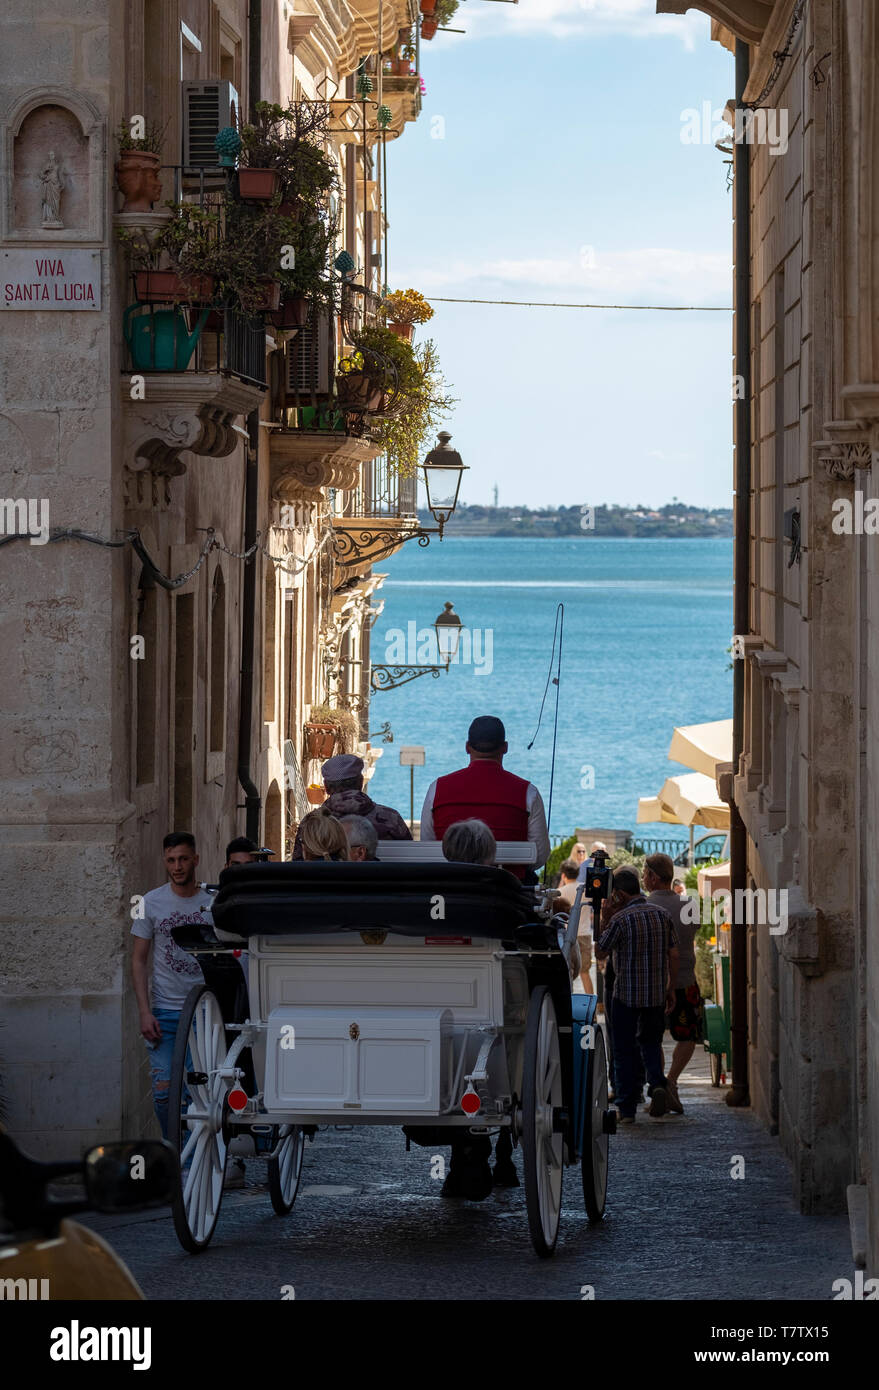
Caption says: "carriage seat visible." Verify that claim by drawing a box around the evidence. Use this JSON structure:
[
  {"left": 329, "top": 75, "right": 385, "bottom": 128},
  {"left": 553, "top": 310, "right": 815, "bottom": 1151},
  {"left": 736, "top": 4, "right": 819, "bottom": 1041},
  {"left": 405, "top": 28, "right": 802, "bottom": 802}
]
[{"left": 209, "top": 860, "right": 544, "bottom": 942}]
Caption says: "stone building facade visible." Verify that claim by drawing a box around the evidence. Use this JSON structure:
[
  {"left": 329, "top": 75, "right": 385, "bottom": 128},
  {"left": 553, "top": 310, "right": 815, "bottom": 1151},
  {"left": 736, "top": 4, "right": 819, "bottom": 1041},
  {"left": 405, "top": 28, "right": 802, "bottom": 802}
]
[
  {"left": 659, "top": 0, "right": 879, "bottom": 1274},
  {"left": 1, "top": 0, "right": 425, "bottom": 1156}
]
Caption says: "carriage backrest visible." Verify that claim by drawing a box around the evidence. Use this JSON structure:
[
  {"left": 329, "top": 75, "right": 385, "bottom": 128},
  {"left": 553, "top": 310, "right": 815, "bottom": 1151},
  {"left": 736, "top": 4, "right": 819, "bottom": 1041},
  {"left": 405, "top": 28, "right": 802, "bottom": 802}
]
[{"left": 377, "top": 840, "right": 537, "bottom": 866}]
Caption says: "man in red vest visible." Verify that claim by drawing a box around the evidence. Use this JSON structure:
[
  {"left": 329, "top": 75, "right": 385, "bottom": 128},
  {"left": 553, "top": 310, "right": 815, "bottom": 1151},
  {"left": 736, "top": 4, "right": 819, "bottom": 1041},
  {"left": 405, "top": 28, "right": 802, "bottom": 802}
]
[
  {"left": 419, "top": 715, "right": 550, "bottom": 1195},
  {"left": 419, "top": 715, "right": 550, "bottom": 880}
]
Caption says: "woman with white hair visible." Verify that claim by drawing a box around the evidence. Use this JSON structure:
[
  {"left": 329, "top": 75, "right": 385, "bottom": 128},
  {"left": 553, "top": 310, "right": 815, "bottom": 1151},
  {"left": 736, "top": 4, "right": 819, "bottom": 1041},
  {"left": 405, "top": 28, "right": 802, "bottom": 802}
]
[{"left": 441, "top": 818, "right": 497, "bottom": 866}]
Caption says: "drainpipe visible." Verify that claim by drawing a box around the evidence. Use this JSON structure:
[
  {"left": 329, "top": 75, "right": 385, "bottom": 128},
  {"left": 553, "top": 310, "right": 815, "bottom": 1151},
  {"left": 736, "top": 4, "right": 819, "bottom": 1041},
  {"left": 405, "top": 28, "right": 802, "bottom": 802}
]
[
  {"left": 237, "top": 0, "right": 262, "bottom": 843},
  {"left": 727, "top": 37, "right": 751, "bottom": 1108}
]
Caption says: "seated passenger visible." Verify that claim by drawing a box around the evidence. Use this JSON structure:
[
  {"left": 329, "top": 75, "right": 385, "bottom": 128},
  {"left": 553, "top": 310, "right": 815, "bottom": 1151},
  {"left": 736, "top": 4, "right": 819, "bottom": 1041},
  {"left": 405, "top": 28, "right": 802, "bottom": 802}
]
[
  {"left": 298, "top": 810, "right": 349, "bottom": 862},
  {"left": 441, "top": 818, "right": 496, "bottom": 866},
  {"left": 339, "top": 814, "right": 379, "bottom": 862},
  {"left": 291, "top": 755, "right": 411, "bottom": 858}
]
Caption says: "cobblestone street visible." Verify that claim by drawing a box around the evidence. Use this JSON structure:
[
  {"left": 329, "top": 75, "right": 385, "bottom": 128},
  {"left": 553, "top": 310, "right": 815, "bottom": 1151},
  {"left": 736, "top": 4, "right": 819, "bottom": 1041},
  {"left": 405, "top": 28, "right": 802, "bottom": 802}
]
[{"left": 82, "top": 1050, "right": 851, "bottom": 1301}]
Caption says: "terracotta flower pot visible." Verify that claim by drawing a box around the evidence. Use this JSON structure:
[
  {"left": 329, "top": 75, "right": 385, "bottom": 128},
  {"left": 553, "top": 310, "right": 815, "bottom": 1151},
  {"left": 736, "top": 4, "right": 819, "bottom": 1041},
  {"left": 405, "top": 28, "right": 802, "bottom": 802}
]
[
  {"left": 421, "top": 17, "right": 438, "bottom": 38},
  {"left": 135, "top": 270, "right": 216, "bottom": 304},
  {"left": 305, "top": 724, "right": 338, "bottom": 760},
  {"left": 269, "top": 295, "right": 309, "bottom": 329},
  {"left": 237, "top": 168, "right": 280, "bottom": 201},
  {"left": 251, "top": 280, "right": 282, "bottom": 312},
  {"left": 420, "top": 0, "right": 437, "bottom": 12},
  {"left": 387, "top": 320, "right": 413, "bottom": 343},
  {"left": 337, "top": 370, "right": 383, "bottom": 411},
  {"left": 306, "top": 784, "right": 326, "bottom": 805},
  {"left": 116, "top": 151, "right": 162, "bottom": 213},
  {"left": 393, "top": 58, "right": 411, "bottom": 75}
]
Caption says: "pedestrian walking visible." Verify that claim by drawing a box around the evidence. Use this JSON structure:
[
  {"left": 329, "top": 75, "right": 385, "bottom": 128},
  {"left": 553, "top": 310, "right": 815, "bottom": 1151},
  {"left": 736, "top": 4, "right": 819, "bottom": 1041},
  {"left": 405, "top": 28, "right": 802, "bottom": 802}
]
[
  {"left": 130, "top": 833, "right": 214, "bottom": 1140},
  {"left": 594, "top": 866, "right": 679, "bottom": 1123},
  {"left": 644, "top": 852, "right": 704, "bottom": 1114}
]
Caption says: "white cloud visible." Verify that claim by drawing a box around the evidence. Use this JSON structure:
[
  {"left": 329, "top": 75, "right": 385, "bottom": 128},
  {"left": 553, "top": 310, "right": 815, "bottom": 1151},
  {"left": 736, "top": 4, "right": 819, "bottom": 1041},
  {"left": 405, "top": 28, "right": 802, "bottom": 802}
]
[
  {"left": 450, "top": 0, "right": 708, "bottom": 47},
  {"left": 393, "top": 246, "right": 732, "bottom": 306}
]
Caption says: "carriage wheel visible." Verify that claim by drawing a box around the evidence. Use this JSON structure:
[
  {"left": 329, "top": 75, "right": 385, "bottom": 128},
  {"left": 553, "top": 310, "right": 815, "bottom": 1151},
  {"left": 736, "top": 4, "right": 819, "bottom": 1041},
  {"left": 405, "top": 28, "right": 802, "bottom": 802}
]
[
  {"left": 268, "top": 1124, "right": 306, "bottom": 1215},
  {"left": 169, "top": 984, "right": 230, "bottom": 1253},
  {"left": 710, "top": 1052, "right": 723, "bottom": 1087},
  {"left": 581, "top": 1026, "right": 609, "bottom": 1222},
  {"left": 522, "top": 985, "right": 564, "bottom": 1258}
]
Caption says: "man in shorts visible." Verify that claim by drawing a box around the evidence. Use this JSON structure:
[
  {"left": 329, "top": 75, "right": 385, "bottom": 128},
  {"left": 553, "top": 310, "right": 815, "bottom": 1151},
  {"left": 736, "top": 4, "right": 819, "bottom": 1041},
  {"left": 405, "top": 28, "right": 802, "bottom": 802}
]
[{"left": 644, "top": 852, "right": 703, "bottom": 1114}]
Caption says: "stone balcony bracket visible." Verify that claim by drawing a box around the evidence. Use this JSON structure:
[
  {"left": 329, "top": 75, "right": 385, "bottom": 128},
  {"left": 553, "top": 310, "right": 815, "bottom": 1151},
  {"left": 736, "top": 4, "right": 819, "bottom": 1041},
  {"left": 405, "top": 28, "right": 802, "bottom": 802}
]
[
  {"left": 268, "top": 430, "right": 383, "bottom": 504},
  {"left": 122, "top": 374, "right": 265, "bottom": 490},
  {"left": 815, "top": 415, "right": 876, "bottom": 481},
  {"left": 655, "top": 1, "right": 772, "bottom": 47}
]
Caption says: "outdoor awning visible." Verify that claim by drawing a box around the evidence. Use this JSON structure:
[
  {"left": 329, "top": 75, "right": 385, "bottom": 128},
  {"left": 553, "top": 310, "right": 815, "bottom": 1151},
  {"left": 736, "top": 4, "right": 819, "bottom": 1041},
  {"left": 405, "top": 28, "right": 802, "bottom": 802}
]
[
  {"left": 657, "top": 772, "right": 730, "bottom": 830},
  {"left": 636, "top": 796, "right": 679, "bottom": 824},
  {"left": 698, "top": 860, "right": 731, "bottom": 897},
  {"left": 668, "top": 718, "right": 733, "bottom": 779}
]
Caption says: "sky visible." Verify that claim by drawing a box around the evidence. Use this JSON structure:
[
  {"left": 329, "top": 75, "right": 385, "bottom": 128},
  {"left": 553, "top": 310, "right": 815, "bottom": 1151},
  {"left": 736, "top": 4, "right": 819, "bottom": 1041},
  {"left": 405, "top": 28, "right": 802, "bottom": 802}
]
[{"left": 384, "top": 0, "right": 736, "bottom": 509}]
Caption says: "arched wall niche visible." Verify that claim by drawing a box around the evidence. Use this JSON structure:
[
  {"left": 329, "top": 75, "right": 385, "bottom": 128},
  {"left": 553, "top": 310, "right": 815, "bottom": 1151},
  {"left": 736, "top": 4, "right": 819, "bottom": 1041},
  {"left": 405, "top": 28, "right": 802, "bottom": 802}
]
[{"left": 1, "top": 87, "right": 105, "bottom": 242}]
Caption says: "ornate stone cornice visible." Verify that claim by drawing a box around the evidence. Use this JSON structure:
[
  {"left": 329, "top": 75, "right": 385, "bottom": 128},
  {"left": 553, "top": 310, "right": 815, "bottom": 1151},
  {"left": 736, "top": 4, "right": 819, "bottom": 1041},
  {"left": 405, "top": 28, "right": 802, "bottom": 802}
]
[
  {"left": 269, "top": 430, "right": 381, "bottom": 503},
  {"left": 655, "top": 0, "right": 773, "bottom": 46},
  {"left": 121, "top": 374, "right": 265, "bottom": 482},
  {"left": 814, "top": 418, "right": 874, "bottom": 481}
]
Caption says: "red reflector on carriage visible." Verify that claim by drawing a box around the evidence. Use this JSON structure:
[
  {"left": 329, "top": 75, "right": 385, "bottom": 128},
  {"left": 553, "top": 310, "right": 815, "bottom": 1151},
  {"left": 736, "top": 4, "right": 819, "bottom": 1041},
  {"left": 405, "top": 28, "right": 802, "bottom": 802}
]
[
  {"left": 460, "top": 1087, "right": 481, "bottom": 1116},
  {"left": 425, "top": 937, "right": 472, "bottom": 945},
  {"left": 233, "top": 949, "right": 242, "bottom": 958},
  {"left": 227, "top": 1087, "right": 249, "bottom": 1112}
]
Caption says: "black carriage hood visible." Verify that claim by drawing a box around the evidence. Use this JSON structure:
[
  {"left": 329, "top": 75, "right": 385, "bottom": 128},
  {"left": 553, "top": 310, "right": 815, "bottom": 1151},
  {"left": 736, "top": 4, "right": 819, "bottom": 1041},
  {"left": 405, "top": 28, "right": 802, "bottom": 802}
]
[{"left": 209, "top": 860, "right": 541, "bottom": 941}]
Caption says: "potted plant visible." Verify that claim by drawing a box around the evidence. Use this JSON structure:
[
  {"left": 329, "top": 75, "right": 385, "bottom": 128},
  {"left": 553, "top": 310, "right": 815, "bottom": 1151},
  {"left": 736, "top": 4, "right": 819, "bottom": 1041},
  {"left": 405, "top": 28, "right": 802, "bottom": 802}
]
[
  {"left": 434, "top": 0, "right": 459, "bottom": 22},
  {"left": 115, "top": 118, "right": 167, "bottom": 213},
  {"left": 306, "top": 783, "right": 326, "bottom": 805},
  {"left": 381, "top": 287, "right": 435, "bottom": 343},
  {"left": 420, "top": 0, "right": 437, "bottom": 12},
  {"left": 421, "top": 17, "right": 438, "bottom": 39},
  {"left": 304, "top": 705, "right": 360, "bottom": 758}
]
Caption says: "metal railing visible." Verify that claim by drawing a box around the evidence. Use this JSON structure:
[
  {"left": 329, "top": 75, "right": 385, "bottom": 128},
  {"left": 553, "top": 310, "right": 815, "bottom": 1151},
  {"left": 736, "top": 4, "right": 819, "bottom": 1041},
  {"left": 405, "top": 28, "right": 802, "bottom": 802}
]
[{"left": 341, "top": 456, "right": 417, "bottom": 520}]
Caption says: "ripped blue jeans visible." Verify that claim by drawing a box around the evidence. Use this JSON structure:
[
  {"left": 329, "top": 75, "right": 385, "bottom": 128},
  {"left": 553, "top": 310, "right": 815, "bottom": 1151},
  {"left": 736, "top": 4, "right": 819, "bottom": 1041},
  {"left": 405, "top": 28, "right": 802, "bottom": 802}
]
[{"left": 144, "top": 1007, "right": 184, "bottom": 1140}]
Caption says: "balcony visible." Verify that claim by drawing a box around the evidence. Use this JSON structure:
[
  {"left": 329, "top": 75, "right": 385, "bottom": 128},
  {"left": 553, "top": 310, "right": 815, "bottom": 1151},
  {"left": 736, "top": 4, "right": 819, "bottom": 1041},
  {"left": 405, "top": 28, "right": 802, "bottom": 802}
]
[
  {"left": 332, "top": 456, "right": 421, "bottom": 568},
  {"left": 376, "top": 75, "right": 422, "bottom": 137}
]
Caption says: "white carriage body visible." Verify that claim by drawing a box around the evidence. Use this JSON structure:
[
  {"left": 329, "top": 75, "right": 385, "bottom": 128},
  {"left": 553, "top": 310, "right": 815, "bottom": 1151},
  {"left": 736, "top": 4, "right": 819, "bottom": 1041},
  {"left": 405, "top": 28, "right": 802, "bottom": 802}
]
[{"left": 247, "top": 933, "right": 531, "bottom": 1126}]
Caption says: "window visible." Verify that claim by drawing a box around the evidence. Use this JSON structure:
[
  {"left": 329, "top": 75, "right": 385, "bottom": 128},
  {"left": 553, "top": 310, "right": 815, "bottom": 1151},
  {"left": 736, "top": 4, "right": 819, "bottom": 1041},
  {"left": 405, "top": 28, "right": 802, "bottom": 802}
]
[
  {"left": 173, "top": 593, "right": 195, "bottom": 830},
  {"left": 135, "top": 578, "right": 157, "bottom": 786}
]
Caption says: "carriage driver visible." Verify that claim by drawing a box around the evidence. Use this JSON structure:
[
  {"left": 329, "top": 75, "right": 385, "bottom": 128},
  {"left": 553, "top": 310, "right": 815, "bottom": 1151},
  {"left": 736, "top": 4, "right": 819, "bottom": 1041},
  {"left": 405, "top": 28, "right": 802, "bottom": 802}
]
[{"left": 419, "top": 715, "right": 551, "bottom": 883}]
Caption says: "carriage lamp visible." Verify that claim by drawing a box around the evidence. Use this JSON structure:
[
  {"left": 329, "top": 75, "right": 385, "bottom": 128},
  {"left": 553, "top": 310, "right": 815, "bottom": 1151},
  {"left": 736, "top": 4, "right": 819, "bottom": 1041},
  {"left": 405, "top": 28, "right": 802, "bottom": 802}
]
[
  {"left": 434, "top": 601, "right": 463, "bottom": 667},
  {"left": 422, "top": 432, "right": 467, "bottom": 537}
]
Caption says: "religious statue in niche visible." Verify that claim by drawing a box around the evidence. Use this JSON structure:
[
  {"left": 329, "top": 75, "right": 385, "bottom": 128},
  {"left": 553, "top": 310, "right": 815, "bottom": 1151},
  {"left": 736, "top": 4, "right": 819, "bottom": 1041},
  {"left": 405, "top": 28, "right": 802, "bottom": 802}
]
[{"left": 39, "top": 150, "right": 64, "bottom": 229}]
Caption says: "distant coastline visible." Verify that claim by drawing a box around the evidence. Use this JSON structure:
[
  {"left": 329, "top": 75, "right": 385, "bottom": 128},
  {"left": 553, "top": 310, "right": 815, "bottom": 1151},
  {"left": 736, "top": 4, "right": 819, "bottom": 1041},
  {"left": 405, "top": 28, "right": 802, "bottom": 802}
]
[{"left": 422, "top": 503, "right": 734, "bottom": 539}]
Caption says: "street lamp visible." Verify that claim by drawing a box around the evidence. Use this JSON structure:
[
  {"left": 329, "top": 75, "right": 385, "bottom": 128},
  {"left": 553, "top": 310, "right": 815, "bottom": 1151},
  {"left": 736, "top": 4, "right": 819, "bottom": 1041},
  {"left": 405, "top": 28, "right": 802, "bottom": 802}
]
[
  {"left": 422, "top": 433, "right": 467, "bottom": 537},
  {"left": 371, "top": 601, "right": 466, "bottom": 690},
  {"left": 434, "top": 600, "right": 462, "bottom": 667},
  {"left": 331, "top": 432, "right": 468, "bottom": 567}
]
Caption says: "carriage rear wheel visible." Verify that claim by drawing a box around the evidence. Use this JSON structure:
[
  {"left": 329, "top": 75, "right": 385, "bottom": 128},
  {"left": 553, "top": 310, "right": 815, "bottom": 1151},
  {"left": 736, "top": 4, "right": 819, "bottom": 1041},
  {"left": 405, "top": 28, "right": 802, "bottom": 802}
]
[
  {"left": 169, "top": 984, "right": 230, "bottom": 1253},
  {"left": 268, "top": 1125, "right": 306, "bottom": 1215},
  {"left": 581, "top": 1025, "right": 610, "bottom": 1222},
  {"left": 522, "top": 985, "right": 564, "bottom": 1258}
]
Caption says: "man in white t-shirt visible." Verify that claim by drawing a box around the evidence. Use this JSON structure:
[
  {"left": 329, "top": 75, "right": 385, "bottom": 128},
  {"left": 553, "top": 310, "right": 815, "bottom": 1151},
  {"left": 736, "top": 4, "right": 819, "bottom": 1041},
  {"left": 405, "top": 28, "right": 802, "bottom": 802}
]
[{"left": 130, "top": 833, "right": 214, "bottom": 1139}]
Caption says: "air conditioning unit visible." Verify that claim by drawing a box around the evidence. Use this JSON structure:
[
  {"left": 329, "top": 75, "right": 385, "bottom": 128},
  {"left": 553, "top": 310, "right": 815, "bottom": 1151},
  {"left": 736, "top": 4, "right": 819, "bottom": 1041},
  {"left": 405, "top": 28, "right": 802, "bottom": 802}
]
[
  {"left": 286, "top": 311, "right": 332, "bottom": 398},
  {"left": 182, "top": 80, "right": 240, "bottom": 167}
]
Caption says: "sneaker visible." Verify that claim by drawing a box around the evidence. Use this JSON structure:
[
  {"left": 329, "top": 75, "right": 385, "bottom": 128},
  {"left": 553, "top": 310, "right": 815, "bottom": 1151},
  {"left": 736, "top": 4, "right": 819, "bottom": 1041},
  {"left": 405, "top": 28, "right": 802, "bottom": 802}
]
[
  {"left": 648, "top": 1087, "right": 669, "bottom": 1118},
  {"left": 223, "top": 1158, "right": 246, "bottom": 1189},
  {"left": 616, "top": 1112, "right": 635, "bottom": 1125},
  {"left": 491, "top": 1161, "right": 520, "bottom": 1189},
  {"left": 666, "top": 1080, "right": 684, "bottom": 1114}
]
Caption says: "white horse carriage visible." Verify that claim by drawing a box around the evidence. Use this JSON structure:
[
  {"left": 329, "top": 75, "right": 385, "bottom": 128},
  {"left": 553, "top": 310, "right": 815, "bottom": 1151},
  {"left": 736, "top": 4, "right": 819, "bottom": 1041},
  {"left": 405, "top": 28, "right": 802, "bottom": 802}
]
[{"left": 168, "top": 845, "right": 615, "bottom": 1258}]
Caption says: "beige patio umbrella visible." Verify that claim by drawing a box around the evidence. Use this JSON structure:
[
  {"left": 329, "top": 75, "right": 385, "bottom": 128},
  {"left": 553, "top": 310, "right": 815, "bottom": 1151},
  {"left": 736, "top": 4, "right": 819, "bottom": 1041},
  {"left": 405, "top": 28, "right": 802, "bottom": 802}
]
[
  {"left": 668, "top": 718, "right": 733, "bottom": 779},
  {"left": 657, "top": 772, "right": 730, "bottom": 831}
]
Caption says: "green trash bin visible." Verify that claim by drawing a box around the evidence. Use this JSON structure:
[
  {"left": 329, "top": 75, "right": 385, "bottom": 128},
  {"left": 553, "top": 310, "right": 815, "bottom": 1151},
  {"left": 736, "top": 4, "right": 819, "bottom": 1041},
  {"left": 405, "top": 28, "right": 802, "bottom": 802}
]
[{"left": 703, "top": 950, "right": 730, "bottom": 1086}]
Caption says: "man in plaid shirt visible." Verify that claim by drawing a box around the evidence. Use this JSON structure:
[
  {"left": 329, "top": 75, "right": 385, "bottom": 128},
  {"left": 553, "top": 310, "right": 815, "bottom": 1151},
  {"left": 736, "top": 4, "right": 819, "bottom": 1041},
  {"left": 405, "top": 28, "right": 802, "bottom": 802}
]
[{"left": 595, "top": 866, "right": 679, "bottom": 1122}]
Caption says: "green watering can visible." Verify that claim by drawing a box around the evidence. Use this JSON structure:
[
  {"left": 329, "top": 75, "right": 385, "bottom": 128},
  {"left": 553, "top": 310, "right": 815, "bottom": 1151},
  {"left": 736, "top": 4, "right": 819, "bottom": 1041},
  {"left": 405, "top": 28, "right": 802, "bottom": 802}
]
[{"left": 123, "top": 304, "right": 210, "bottom": 372}]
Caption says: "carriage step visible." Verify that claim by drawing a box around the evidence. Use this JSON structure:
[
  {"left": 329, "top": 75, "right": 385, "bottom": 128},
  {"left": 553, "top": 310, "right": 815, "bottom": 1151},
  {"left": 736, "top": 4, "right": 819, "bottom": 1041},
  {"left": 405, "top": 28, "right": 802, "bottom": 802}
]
[{"left": 602, "top": 1109, "right": 618, "bottom": 1135}]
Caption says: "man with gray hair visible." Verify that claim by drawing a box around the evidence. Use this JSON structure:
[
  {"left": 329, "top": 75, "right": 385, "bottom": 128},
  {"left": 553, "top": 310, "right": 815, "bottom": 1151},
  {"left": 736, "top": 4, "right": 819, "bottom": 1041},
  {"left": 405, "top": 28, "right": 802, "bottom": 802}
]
[
  {"left": 595, "top": 866, "right": 679, "bottom": 1123},
  {"left": 441, "top": 818, "right": 497, "bottom": 866},
  {"left": 340, "top": 814, "right": 379, "bottom": 862}
]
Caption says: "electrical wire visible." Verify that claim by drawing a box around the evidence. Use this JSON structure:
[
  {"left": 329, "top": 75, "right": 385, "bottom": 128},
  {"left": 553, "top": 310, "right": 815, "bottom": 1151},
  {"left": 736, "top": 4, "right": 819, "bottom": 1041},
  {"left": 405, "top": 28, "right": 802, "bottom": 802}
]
[
  {"left": 526, "top": 602, "right": 564, "bottom": 878},
  {"left": 429, "top": 297, "right": 732, "bottom": 311}
]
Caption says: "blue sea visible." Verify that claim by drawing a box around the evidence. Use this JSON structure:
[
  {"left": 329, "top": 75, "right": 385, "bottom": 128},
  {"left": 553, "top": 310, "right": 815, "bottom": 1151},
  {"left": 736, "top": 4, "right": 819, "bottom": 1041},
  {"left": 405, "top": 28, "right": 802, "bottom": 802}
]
[{"left": 366, "top": 537, "right": 733, "bottom": 849}]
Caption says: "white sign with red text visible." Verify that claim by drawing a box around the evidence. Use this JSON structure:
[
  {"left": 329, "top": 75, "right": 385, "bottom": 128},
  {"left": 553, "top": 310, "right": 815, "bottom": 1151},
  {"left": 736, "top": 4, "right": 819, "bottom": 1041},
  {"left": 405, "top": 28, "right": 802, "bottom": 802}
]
[{"left": 2, "top": 249, "right": 101, "bottom": 310}]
